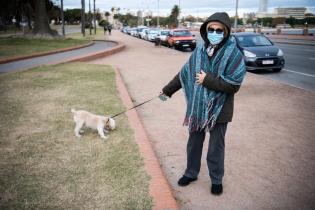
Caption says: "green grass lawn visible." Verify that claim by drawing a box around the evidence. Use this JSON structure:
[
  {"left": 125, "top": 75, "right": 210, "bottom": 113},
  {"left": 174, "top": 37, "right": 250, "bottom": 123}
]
[
  {"left": 0, "top": 37, "right": 91, "bottom": 59},
  {"left": 0, "top": 63, "right": 152, "bottom": 209}
]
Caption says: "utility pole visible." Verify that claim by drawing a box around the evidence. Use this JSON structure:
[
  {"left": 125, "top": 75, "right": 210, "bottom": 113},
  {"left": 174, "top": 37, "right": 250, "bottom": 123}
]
[
  {"left": 93, "top": 0, "right": 96, "bottom": 34},
  {"left": 234, "top": 0, "right": 239, "bottom": 31},
  {"left": 81, "top": 0, "right": 85, "bottom": 36},
  {"left": 89, "top": 0, "right": 92, "bottom": 35},
  {"left": 60, "top": 0, "right": 65, "bottom": 36},
  {"left": 178, "top": 0, "right": 181, "bottom": 27},
  {"left": 157, "top": 0, "right": 159, "bottom": 27}
]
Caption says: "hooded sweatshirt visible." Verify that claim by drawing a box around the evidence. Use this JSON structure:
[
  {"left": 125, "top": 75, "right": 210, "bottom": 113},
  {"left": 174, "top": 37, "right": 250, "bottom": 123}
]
[{"left": 162, "top": 12, "right": 242, "bottom": 123}]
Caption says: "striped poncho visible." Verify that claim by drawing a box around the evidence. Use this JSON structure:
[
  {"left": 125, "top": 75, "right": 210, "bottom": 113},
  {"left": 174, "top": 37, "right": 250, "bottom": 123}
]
[{"left": 179, "top": 36, "right": 246, "bottom": 132}]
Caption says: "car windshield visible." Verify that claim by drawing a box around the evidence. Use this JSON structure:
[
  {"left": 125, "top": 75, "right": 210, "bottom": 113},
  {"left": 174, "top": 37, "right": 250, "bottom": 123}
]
[
  {"left": 161, "top": 31, "right": 170, "bottom": 35},
  {"left": 173, "top": 30, "right": 191, "bottom": 36},
  {"left": 237, "top": 35, "right": 273, "bottom": 47},
  {"left": 149, "top": 30, "right": 159, "bottom": 34}
]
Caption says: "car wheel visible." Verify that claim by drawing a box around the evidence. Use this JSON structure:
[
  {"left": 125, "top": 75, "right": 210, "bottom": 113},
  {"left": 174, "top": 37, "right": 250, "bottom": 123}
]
[{"left": 273, "top": 68, "right": 282, "bottom": 72}]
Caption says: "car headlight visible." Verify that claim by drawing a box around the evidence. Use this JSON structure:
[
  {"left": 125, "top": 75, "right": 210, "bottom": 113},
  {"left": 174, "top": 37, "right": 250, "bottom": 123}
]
[
  {"left": 277, "top": 49, "right": 284, "bottom": 56},
  {"left": 175, "top": 41, "right": 180, "bottom": 44},
  {"left": 243, "top": 50, "right": 256, "bottom": 58}
]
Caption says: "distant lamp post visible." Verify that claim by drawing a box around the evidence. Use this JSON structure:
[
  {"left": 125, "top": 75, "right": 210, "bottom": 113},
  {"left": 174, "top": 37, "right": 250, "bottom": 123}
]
[
  {"left": 89, "top": 0, "right": 92, "bottom": 35},
  {"left": 81, "top": 0, "right": 85, "bottom": 36},
  {"left": 157, "top": 0, "right": 160, "bottom": 27},
  {"left": 178, "top": 0, "right": 181, "bottom": 27},
  {"left": 93, "top": 0, "right": 96, "bottom": 34},
  {"left": 234, "top": 0, "right": 239, "bottom": 31}
]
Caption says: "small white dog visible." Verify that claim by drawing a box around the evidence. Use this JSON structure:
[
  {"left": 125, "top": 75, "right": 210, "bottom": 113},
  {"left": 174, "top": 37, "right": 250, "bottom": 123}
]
[{"left": 71, "top": 109, "right": 116, "bottom": 139}]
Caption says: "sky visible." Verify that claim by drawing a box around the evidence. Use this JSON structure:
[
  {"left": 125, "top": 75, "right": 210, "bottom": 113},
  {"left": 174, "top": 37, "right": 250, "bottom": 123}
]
[{"left": 63, "top": 0, "right": 315, "bottom": 17}]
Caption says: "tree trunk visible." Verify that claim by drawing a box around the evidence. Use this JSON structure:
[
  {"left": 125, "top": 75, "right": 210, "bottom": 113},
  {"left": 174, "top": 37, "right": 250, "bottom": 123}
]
[
  {"left": 61, "top": 0, "right": 65, "bottom": 36},
  {"left": 32, "top": 0, "right": 56, "bottom": 36},
  {"left": 81, "top": 0, "right": 85, "bottom": 36}
]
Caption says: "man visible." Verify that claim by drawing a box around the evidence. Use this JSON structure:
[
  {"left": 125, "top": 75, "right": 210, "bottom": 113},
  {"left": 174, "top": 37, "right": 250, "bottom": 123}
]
[{"left": 159, "top": 12, "right": 246, "bottom": 195}]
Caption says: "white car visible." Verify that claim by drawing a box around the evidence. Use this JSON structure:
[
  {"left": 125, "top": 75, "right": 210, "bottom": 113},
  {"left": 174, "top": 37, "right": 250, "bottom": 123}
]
[
  {"left": 156, "top": 29, "right": 170, "bottom": 45},
  {"left": 130, "top": 28, "right": 138, "bottom": 36},
  {"left": 146, "top": 28, "right": 160, "bottom": 41},
  {"left": 139, "top": 28, "right": 148, "bottom": 39}
]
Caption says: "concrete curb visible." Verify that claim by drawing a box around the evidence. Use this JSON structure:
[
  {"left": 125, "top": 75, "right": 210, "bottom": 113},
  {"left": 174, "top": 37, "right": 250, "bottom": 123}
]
[
  {"left": 70, "top": 40, "right": 125, "bottom": 62},
  {"left": 115, "top": 68, "right": 179, "bottom": 210},
  {"left": 0, "top": 41, "right": 94, "bottom": 64}
]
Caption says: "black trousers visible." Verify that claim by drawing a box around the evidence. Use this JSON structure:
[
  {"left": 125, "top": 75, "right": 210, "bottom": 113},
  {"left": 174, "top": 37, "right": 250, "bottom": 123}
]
[{"left": 184, "top": 123, "right": 228, "bottom": 185}]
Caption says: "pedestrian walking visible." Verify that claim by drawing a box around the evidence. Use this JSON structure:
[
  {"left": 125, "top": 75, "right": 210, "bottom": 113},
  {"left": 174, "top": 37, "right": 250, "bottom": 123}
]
[
  {"left": 159, "top": 12, "right": 246, "bottom": 195},
  {"left": 108, "top": 24, "right": 112, "bottom": 35},
  {"left": 103, "top": 25, "right": 108, "bottom": 35}
]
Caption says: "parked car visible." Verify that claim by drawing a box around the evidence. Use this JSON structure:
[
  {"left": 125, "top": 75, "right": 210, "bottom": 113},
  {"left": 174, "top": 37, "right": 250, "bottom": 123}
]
[
  {"left": 156, "top": 29, "right": 170, "bottom": 45},
  {"left": 121, "top": 26, "right": 129, "bottom": 33},
  {"left": 167, "top": 29, "right": 196, "bottom": 51},
  {"left": 138, "top": 27, "right": 148, "bottom": 39},
  {"left": 232, "top": 32, "right": 285, "bottom": 72},
  {"left": 130, "top": 28, "right": 138, "bottom": 36},
  {"left": 146, "top": 28, "right": 160, "bottom": 41}
]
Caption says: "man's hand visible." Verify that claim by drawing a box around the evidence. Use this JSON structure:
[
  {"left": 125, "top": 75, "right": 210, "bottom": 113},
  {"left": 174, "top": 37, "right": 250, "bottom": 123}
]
[
  {"left": 159, "top": 92, "right": 169, "bottom": 101},
  {"left": 195, "top": 70, "right": 206, "bottom": 85}
]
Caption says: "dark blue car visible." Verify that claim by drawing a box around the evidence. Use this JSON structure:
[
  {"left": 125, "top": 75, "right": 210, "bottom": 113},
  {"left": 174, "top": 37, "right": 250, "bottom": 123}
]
[{"left": 232, "top": 32, "right": 285, "bottom": 72}]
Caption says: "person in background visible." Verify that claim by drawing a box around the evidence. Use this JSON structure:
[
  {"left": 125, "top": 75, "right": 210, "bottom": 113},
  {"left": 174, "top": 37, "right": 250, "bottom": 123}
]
[
  {"left": 107, "top": 24, "right": 112, "bottom": 35},
  {"left": 103, "top": 24, "right": 108, "bottom": 35}
]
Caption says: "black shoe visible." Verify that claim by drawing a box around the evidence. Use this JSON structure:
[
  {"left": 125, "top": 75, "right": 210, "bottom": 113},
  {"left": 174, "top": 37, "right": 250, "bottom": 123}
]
[
  {"left": 178, "top": 175, "right": 197, "bottom": 186},
  {"left": 211, "top": 184, "right": 223, "bottom": 195}
]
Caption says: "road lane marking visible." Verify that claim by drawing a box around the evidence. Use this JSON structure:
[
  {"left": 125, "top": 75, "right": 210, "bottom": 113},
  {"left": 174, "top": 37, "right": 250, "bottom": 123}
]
[{"left": 283, "top": 69, "right": 315, "bottom": 78}]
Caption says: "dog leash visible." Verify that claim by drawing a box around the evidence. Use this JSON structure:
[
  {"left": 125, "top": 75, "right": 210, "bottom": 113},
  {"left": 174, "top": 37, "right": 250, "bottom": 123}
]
[{"left": 109, "top": 95, "right": 160, "bottom": 119}]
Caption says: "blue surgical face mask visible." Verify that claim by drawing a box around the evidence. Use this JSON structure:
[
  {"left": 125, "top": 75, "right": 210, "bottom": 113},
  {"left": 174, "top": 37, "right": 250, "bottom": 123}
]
[{"left": 207, "top": 31, "right": 224, "bottom": 45}]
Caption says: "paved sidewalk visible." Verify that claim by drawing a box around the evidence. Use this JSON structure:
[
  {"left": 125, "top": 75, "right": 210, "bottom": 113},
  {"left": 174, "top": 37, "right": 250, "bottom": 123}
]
[
  {"left": 0, "top": 41, "right": 116, "bottom": 73},
  {"left": 90, "top": 30, "right": 315, "bottom": 209}
]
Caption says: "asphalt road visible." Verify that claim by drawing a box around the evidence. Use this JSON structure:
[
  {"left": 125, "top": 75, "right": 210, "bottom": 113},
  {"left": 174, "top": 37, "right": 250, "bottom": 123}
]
[
  {"left": 253, "top": 43, "right": 315, "bottom": 92},
  {"left": 193, "top": 33, "right": 315, "bottom": 92}
]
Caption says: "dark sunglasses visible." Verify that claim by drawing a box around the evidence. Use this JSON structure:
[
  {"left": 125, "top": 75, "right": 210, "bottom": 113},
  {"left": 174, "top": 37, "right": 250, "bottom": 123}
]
[{"left": 207, "top": 28, "right": 224, "bottom": 34}]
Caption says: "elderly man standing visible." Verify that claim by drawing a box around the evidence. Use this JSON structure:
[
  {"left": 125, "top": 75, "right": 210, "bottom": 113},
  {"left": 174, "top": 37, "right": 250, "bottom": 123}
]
[{"left": 160, "top": 12, "right": 246, "bottom": 195}]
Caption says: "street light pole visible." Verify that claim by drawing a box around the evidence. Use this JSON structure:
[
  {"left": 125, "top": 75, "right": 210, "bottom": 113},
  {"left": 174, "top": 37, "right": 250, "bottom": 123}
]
[
  {"left": 93, "top": 0, "right": 96, "bottom": 34},
  {"left": 178, "top": 0, "right": 181, "bottom": 27},
  {"left": 89, "top": 0, "right": 92, "bottom": 35},
  {"left": 157, "top": 0, "right": 159, "bottom": 27},
  {"left": 81, "top": 0, "right": 85, "bottom": 36},
  {"left": 234, "top": 0, "right": 239, "bottom": 31}
]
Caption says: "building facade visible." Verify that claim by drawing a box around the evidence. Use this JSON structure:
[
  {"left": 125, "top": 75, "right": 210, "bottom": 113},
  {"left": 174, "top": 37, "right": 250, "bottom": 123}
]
[{"left": 274, "top": 7, "right": 306, "bottom": 19}]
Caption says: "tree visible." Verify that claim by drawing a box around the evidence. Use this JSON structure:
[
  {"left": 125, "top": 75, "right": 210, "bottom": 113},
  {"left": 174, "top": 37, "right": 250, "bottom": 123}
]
[
  {"left": 81, "top": 0, "right": 85, "bottom": 36},
  {"left": 32, "top": 0, "right": 57, "bottom": 36},
  {"left": 271, "top": 17, "right": 286, "bottom": 27},
  {"left": 64, "top": 9, "right": 81, "bottom": 24},
  {"left": 170, "top": 5, "right": 180, "bottom": 27}
]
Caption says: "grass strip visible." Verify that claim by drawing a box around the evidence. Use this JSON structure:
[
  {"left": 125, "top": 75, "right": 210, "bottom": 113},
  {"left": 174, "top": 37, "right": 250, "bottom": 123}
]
[{"left": 0, "top": 62, "right": 152, "bottom": 209}]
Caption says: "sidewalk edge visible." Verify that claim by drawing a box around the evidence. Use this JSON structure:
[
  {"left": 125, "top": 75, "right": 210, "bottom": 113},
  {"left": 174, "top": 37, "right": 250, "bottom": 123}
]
[
  {"left": 70, "top": 40, "right": 125, "bottom": 62},
  {"left": 115, "top": 68, "right": 179, "bottom": 210},
  {"left": 0, "top": 41, "right": 94, "bottom": 64}
]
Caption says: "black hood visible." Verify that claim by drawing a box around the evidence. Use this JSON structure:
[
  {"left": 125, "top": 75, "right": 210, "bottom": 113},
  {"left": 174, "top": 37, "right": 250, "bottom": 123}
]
[{"left": 200, "top": 12, "right": 231, "bottom": 47}]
